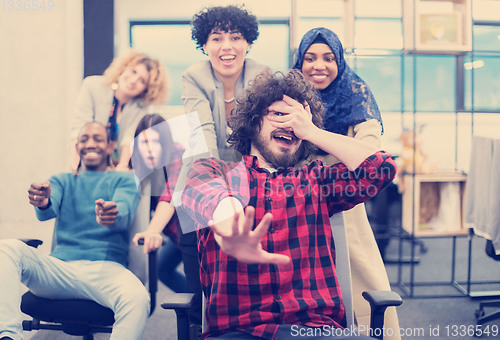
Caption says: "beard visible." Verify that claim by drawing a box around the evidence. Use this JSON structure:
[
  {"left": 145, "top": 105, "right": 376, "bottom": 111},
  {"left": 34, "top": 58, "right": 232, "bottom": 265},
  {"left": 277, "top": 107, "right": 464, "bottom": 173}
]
[{"left": 252, "top": 133, "right": 306, "bottom": 170}]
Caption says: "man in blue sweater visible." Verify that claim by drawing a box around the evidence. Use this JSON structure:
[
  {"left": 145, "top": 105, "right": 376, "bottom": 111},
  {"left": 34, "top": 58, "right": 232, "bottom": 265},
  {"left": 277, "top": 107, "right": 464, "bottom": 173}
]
[{"left": 0, "top": 122, "right": 146, "bottom": 340}]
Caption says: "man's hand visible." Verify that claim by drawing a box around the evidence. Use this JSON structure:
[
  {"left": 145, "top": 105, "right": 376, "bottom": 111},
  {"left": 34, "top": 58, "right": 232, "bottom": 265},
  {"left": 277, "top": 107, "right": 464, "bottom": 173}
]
[
  {"left": 132, "top": 231, "right": 163, "bottom": 254},
  {"left": 269, "top": 95, "right": 377, "bottom": 170},
  {"left": 28, "top": 182, "right": 51, "bottom": 208},
  {"left": 266, "top": 94, "right": 318, "bottom": 141},
  {"left": 95, "top": 198, "right": 118, "bottom": 226},
  {"left": 210, "top": 206, "right": 291, "bottom": 265}
]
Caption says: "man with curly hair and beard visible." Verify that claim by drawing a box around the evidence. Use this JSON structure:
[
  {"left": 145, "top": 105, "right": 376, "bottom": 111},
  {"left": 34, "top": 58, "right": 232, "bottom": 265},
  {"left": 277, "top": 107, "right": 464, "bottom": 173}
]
[{"left": 181, "top": 69, "right": 397, "bottom": 340}]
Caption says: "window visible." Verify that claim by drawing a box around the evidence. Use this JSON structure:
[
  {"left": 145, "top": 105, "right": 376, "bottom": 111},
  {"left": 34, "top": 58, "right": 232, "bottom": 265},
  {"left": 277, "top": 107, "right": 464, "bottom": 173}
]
[
  {"left": 354, "top": 19, "right": 403, "bottom": 49},
  {"left": 130, "top": 20, "right": 289, "bottom": 106},
  {"left": 415, "top": 55, "right": 456, "bottom": 112},
  {"left": 294, "top": 0, "right": 344, "bottom": 45},
  {"left": 349, "top": 53, "right": 402, "bottom": 112},
  {"left": 355, "top": 0, "right": 402, "bottom": 18},
  {"left": 473, "top": 24, "right": 500, "bottom": 52},
  {"left": 465, "top": 55, "right": 500, "bottom": 111},
  {"left": 461, "top": 23, "right": 500, "bottom": 112},
  {"left": 130, "top": 22, "right": 202, "bottom": 106},
  {"left": 126, "top": 1, "right": 500, "bottom": 116}
]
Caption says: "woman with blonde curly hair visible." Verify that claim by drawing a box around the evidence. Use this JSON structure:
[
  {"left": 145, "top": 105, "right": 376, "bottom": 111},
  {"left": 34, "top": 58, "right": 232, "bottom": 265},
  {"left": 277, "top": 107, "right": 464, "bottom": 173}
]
[{"left": 70, "top": 49, "right": 168, "bottom": 171}]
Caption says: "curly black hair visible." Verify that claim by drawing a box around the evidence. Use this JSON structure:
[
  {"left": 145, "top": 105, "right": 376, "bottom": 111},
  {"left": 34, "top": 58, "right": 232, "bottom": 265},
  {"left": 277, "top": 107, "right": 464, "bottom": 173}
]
[
  {"left": 228, "top": 69, "right": 324, "bottom": 157},
  {"left": 191, "top": 5, "right": 259, "bottom": 53}
]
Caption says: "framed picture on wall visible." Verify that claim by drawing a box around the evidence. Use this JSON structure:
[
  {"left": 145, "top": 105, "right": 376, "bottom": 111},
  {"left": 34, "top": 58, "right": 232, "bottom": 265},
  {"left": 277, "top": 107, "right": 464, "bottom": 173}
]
[{"left": 416, "top": 12, "right": 463, "bottom": 51}]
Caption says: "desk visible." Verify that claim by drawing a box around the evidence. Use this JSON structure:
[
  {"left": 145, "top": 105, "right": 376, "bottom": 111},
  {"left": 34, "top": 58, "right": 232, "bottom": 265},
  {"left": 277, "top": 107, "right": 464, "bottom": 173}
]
[
  {"left": 401, "top": 172, "right": 467, "bottom": 237},
  {"left": 396, "top": 171, "right": 471, "bottom": 297}
]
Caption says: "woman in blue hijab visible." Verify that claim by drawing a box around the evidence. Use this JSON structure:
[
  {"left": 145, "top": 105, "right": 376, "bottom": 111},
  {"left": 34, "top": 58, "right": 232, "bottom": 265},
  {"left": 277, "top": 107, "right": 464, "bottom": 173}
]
[
  {"left": 293, "top": 27, "right": 383, "bottom": 138},
  {"left": 294, "top": 27, "right": 401, "bottom": 340}
]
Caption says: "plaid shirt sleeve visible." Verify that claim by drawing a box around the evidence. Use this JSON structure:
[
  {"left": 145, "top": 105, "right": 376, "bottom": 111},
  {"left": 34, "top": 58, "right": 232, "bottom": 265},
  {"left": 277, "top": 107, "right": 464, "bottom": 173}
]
[
  {"left": 158, "top": 148, "right": 184, "bottom": 242},
  {"left": 181, "top": 152, "right": 396, "bottom": 339},
  {"left": 158, "top": 158, "right": 182, "bottom": 204},
  {"left": 319, "top": 150, "right": 397, "bottom": 214},
  {"left": 181, "top": 158, "right": 249, "bottom": 228}
]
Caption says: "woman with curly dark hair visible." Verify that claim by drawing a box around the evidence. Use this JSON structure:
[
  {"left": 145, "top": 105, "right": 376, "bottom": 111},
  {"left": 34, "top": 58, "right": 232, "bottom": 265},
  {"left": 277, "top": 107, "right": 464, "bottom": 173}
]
[
  {"left": 173, "top": 6, "right": 270, "bottom": 339},
  {"left": 180, "top": 5, "right": 270, "bottom": 167}
]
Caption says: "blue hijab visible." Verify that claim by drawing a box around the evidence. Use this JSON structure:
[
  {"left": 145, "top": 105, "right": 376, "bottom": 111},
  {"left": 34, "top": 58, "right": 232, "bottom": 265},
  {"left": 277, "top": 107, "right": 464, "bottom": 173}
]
[{"left": 293, "top": 27, "right": 383, "bottom": 136}]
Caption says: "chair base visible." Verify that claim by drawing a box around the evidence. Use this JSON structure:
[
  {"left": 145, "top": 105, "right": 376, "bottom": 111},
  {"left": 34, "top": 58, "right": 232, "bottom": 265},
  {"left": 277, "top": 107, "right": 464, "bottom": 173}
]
[
  {"left": 21, "top": 292, "right": 114, "bottom": 338},
  {"left": 22, "top": 318, "right": 112, "bottom": 339},
  {"left": 476, "top": 300, "right": 500, "bottom": 325}
]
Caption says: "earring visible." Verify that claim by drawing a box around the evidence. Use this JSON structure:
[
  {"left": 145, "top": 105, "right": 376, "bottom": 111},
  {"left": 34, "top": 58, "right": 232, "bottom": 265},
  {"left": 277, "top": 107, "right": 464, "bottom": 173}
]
[{"left": 111, "top": 83, "right": 118, "bottom": 90}]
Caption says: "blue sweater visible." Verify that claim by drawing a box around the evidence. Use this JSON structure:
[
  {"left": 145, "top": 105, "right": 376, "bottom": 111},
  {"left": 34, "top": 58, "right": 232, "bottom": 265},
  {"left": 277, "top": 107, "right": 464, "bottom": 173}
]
[{"left": 35, "top": 171, "right": 140, "bottom": 267}]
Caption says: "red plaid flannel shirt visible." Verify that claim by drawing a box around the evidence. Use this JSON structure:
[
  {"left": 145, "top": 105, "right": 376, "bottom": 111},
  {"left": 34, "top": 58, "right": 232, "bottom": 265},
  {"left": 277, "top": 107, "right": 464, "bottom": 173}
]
[
  {"left": 158, "top": 145, "right": 184, "bottom": 243},
  {"left": 181, "top": 151, "right": 396, "bottom": 339}
]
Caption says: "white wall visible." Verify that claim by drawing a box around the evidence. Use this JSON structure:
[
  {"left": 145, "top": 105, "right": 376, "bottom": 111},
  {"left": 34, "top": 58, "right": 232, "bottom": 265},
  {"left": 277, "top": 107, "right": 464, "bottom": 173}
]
[{"left": 0, "top": 1, "right": 83, "bottom": 250}]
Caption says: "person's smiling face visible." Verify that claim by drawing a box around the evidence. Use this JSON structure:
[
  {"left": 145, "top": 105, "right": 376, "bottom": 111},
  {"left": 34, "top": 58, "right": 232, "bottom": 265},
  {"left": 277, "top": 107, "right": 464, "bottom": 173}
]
[
  {"left": 117, "top": 63, "right": 150, "bottom": 99},
  {"left": 203, "top": 29, "right": 250, "bottom": 80},
  {"left": 301, "top": 43, "right": 338, "bottom": 90},
  {"left": 76, "top": 123, "right": 112, "bottom": 171}
]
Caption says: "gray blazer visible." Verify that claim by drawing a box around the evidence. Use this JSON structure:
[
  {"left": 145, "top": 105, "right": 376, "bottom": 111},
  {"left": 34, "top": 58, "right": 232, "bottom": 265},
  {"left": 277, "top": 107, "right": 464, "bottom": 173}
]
[
  {"left": 182, "top": 59, "right": 268, "bottom": 161},
  {"left": 173, "top": 59, "right": 269, "bottom": 209},
  {"left": 71, "top": 76, "right": 146, "bottom": 150}
]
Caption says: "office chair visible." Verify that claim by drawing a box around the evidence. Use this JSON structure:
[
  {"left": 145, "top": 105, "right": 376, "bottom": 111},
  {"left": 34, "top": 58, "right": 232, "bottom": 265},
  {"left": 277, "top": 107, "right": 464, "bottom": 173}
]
[
  {"left": 19, "top": 238, "right": 157, "bottom": 340},
  {"left": 161, "top": 213, "right": 403, "bottom": 340},
  {"left": 20, "top": 189, "right": 158, "bottom": 340},
  {"left": 475, "top": 239, "right": 500, "bottom": 326}
]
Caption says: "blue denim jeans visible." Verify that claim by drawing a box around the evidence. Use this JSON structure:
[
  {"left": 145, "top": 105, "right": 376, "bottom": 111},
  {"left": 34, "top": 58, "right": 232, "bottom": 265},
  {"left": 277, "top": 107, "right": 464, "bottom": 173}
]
[
  {"left": 157, "top": 237, "right": 186, "bottom": 293},
  {"left": 0, "top": 239, "right": 149, "bottom": 340}
]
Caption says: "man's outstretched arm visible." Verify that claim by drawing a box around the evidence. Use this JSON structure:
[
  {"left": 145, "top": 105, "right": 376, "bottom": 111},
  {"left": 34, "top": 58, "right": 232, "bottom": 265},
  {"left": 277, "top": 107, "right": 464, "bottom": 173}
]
[
  {"left": 210, "top": 197, "right": 290, "bottom": 265},
  {"left": 181, "top": 159, "right": 290, "bottom": 265}
]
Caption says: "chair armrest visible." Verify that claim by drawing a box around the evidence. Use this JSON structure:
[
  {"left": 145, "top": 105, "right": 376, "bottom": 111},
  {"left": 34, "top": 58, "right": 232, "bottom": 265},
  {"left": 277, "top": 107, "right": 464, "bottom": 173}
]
[
  {"left": 20, "top": 239, "right": 43, "bottom": 248},
  {"left": 362, "top": 290, "right": 402, "bottom": 340},
  {"left": 162, "top": 293, "right": 196, "bottom": 340},
  {"left": 136, "top": 239, "right": 158, "bottom": 315},
  {"left": 161, "top": 293, "right": 195, "bottom": 310},
  {"left": 362, "top": 290, "right": 403, "bottom": 308}
]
